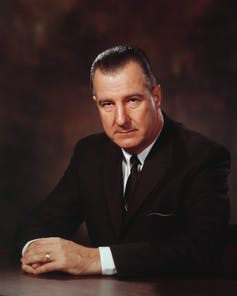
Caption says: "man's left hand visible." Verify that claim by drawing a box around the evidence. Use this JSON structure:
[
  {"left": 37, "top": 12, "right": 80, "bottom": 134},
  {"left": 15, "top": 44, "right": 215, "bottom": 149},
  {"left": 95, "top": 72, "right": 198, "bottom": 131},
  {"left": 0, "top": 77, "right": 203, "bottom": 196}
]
[{"left": 21, "top": 237, "right": 102, "bottom": 275}]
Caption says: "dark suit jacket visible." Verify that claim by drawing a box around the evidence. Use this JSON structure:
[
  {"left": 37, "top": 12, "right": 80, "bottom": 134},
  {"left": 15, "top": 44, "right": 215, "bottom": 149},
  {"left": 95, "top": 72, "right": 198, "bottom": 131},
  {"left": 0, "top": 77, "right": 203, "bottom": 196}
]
[{"left": 15, "top": 114, "right": 230, "bottom": 277}]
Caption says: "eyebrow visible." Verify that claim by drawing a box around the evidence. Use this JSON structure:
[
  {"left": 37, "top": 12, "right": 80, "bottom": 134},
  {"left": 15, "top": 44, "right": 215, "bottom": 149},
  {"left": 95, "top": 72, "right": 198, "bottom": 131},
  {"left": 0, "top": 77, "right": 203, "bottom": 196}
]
[
  {"left": 96, "top": 92, "right": 145, "bottom": 103},
  {"left": 124, "top": 93, "right": 144, "bottom": 99}
]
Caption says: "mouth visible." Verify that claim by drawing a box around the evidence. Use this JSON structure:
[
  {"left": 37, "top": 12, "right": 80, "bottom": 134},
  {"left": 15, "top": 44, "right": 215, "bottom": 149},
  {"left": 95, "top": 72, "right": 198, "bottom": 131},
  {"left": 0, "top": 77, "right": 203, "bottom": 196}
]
[
  {"left": 114, "top": 129, "right": 137, "bottom": 138},
  {"left": 115, "top": 129, "right": 137, "bottom": 135}
]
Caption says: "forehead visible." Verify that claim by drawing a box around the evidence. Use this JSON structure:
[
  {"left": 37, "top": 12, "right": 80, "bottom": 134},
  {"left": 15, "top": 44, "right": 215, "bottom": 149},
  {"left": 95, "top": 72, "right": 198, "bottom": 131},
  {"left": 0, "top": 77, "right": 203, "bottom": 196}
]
[{"left": 93, "top": 62, "right": 148, "bottom": 95}]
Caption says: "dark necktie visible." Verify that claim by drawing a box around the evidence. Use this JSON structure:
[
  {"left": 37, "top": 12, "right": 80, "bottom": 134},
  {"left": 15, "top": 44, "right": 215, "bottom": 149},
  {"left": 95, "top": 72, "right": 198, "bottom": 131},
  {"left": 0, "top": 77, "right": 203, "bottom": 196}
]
[{"left": 123, "top": 155, "right": 140, "bottom": 212}]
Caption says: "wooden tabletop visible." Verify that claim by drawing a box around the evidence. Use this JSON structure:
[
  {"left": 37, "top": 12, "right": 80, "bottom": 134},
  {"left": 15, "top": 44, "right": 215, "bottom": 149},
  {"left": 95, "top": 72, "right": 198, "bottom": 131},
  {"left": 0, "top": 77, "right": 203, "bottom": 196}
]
[{"left": 1, "top": 251, "right": 237, "bottom": 296}]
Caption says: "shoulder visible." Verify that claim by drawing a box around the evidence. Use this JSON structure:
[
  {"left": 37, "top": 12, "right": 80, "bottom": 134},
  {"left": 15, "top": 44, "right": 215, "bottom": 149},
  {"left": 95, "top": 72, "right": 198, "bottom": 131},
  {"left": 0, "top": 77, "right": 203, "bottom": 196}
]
[
  {"left": 70, "top": 132, "right": 120, "bottom": 164},
  {"left": 164, "top": 114, "right": 230, "bottom": 163},
  {"left": 72, "top": 132, "right": 111, "bottom": 154},
  {"left": 76, "top": 132, "right": 109, "bottom": 147}
]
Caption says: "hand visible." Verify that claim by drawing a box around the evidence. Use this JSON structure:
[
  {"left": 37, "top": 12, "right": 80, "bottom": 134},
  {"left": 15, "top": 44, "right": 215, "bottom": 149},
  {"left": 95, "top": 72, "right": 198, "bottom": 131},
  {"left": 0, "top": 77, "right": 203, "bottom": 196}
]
[{"left": 21, "top": 237, "right": 102, "bottom": 275}]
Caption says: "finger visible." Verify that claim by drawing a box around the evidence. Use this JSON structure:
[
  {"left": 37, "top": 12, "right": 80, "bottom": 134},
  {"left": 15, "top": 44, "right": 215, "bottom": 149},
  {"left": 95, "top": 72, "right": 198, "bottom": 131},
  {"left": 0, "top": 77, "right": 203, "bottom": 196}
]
[
  {"left": 21, "top": 252, "right": 53, "bottom": 265},
  {"left": 22, "top": 263, "right": 36, "bottom": 274},
  {"left": 24, "top": 237, "right": 59, "bottom": 260},
  {"left": 22, "top": 262, "right": 54, "bottom": 275},
  {"left": 33, "top": 262, "right": 58, "bottom": 275},
  {"left": 22, "top": 262, "right": 44, "bottom": 270},
  {"left": 24, "top": 238, "right": 55, "bottom": 256},
  {"left": 28, "top": 237, "right": 59, "bottom": 250},
  {"left": 32, "top": 263, "right": 42, "bottom": 269},
  {"left": 24, "top": 242, "right": 47, "bottom": 257}
]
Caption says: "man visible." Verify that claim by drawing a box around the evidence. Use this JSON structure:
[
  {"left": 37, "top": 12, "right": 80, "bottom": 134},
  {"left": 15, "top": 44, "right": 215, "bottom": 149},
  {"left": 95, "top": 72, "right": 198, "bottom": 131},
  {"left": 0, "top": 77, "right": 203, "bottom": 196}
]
[{"left": 16, "top": 45, "right": 230, "bottom": 277}]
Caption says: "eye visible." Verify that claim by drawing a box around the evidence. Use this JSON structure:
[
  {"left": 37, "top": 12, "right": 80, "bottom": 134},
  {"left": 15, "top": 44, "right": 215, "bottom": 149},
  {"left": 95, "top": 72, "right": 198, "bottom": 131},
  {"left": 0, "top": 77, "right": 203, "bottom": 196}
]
[
  {"left": 99, "top": 101, "right": 114, "bottom": 111},
  {"left": 128, "top": 97, "right": 140, "bottom": 107},
  {"left": 130, "top": 97, "right": 138, "bottom": 103}
]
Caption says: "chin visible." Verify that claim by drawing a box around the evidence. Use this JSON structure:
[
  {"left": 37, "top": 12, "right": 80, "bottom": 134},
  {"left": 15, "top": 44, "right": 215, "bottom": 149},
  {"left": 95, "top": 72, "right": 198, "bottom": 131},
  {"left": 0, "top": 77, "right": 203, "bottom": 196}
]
[
  {"left": 116, "top": 142, "right": 133, "bottom": 150},
  {"left": 112, "top": 135, "right": 143, "bottom": 151},
  {"left": 118, "top": 142, "right": 141, "bottom": 154}
]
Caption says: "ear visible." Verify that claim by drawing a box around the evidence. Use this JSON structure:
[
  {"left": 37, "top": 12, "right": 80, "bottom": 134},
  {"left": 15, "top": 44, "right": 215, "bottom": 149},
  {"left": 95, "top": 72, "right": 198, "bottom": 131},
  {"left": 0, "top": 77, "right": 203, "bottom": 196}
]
[{"left": 152, "top": 84, "right": 161, "bottom": 109}]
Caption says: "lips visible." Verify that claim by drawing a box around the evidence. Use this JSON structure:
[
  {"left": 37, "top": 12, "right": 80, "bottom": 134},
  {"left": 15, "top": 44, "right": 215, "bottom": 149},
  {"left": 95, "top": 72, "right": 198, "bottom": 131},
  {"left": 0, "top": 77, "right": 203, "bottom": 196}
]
[{"left": 115, "top": 129, "right": 137, "bottom": 135}]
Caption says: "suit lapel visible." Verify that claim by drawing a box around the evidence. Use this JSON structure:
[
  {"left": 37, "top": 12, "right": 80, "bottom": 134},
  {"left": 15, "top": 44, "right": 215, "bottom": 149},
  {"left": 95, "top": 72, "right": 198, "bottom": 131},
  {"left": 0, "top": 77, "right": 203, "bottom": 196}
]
[{"left": 123, "top": 118, "right": 174, "bottom": 227}]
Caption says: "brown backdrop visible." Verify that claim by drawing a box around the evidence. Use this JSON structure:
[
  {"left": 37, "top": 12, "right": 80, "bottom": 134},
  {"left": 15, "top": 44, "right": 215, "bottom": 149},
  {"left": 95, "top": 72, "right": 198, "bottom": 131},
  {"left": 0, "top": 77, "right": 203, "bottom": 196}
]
[{"left": 0, "top": 0, "right": 236, "bottom": 249}]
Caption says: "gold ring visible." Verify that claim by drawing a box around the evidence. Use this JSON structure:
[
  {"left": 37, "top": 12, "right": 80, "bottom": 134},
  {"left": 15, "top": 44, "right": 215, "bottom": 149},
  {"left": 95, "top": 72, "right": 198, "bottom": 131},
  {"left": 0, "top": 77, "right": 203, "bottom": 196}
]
[{"left": 45, "top": 253, "right": 51, "bottom": 261}]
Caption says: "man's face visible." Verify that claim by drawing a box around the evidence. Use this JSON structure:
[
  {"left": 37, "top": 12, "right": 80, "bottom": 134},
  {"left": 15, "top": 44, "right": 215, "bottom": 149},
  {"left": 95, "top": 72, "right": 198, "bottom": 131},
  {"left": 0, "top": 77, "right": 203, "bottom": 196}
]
[{"left": 92, "top": 61, "right": 163, "bottom": 154}]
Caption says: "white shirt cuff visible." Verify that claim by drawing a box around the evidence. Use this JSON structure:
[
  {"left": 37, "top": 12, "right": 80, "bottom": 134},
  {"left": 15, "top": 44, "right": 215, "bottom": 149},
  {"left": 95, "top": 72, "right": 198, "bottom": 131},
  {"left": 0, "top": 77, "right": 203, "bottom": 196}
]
[{"left": 98, "top": 247, "right": 117, "bottom": 275}]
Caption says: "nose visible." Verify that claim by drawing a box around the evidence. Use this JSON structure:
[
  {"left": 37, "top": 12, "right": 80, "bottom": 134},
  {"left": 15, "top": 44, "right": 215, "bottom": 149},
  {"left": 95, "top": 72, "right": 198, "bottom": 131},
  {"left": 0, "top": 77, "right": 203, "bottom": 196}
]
[{"left": 115, "top": 105, "right": 129, "bottom": 126}]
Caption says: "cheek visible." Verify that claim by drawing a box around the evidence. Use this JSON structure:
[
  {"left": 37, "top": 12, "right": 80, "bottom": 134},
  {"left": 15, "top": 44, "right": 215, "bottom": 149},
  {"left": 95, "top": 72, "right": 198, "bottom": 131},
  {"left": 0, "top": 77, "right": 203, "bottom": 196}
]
[
  {"left": 99, "top": 112, "right": 114, "bottom": 129},
  {"left": 135, "top": 108, "right": 151, "bottom": 126},
  {"left": 136, "top": 110, "right": 156, "bottom": 134}
]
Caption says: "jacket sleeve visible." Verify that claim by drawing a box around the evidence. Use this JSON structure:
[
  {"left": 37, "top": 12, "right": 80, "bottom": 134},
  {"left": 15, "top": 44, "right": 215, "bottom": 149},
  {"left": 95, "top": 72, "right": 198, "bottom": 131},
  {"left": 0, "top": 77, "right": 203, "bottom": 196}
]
[{"left": 13, "top": 141, "right": 85, "bottom": 259}]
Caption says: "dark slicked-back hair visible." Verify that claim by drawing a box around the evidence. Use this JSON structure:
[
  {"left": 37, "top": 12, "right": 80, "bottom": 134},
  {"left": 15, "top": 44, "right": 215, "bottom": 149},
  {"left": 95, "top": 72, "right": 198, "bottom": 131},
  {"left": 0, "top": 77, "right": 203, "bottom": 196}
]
[{"left": 90, "top": 45, "right": 157, "bottom": 92}]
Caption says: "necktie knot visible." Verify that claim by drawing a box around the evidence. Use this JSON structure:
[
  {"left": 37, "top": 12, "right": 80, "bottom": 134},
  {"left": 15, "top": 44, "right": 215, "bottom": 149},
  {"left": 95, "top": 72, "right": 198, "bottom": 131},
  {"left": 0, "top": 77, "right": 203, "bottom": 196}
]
[
  {"left": 130, "top": 155, "right": 140, "bottom": 175},
  {"left": 130, "top": 155, "right": 140, "bottom": 167}
]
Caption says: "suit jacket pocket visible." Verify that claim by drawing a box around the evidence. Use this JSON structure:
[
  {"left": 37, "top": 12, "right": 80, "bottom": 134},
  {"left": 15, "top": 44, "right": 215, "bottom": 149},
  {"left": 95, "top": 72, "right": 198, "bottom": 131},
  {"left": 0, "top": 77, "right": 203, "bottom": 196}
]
[{"left": 146, "top": 211, "right": 178, "bottom": 238}]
